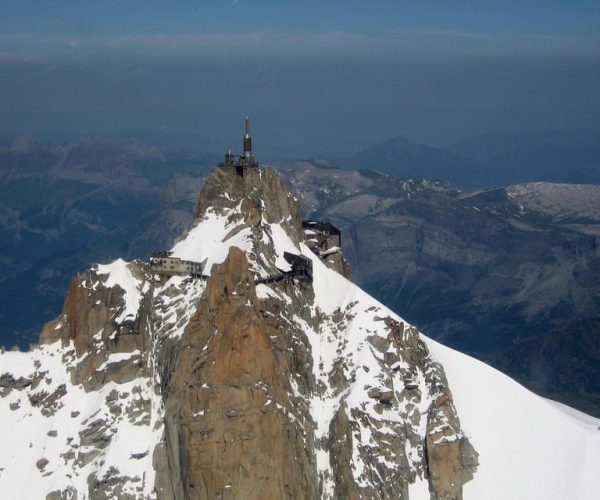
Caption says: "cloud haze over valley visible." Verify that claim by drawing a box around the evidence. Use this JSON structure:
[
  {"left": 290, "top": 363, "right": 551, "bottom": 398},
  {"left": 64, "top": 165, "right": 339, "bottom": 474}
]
[{"left": 1, "top": 1, "right": 599, "bottom": 156}]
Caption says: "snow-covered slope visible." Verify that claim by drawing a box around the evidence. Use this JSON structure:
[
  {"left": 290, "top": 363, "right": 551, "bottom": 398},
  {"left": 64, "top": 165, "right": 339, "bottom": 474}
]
[
  {"left": 0, "top": 342, "right": 161, "bottom": 498},
  {"left": 293, "top": 230, "right": 600, "bottom": 499},
  {"left": 427, "top": 339, "right": 600, "bottom": 500},
  {"left": 1, "top": 165, "right": 599, "bottom": 499}
]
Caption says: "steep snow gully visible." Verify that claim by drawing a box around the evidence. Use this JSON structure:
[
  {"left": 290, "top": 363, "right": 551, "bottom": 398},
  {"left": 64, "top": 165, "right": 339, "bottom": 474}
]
[{"left": 0, "top": 163, "right": 598, "bottom": 500}]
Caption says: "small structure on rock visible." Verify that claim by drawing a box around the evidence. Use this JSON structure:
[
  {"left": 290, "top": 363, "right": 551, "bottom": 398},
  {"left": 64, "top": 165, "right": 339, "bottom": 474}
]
[
  {"left": 256, "top": 251, "right": 313, "bottom": 285},
  {"left": 302, "top": 220, "right": 341, "bottom": 257},
  {"left": 149, "top": 251, "right": 205, "bottom": 278},
  {"left": 220, "top": 117, "right": 259, "bottom": 176},
  {"left": 283, "top": 251, "right": 313, "bottom": 283}
]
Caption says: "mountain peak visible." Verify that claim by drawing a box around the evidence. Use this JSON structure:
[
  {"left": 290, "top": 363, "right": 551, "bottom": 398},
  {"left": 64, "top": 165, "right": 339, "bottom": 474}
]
[
  {"left": 1, "top": 158, "right": 479, "bottom": 498},
  {"left": 1, "top": 141, "right": 599, "bottom": 499}
]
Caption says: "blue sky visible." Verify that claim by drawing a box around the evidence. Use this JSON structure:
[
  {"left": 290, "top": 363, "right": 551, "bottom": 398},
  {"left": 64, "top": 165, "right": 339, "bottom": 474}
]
[
  {"left": 0, "top": 1, "right": 598, "bottom": 152},
  {"left": 2, "top": 1, "right": 599, "bottom": 35},
  {"left": 1, "top": 0, "right": 600, "bottom": 60}
]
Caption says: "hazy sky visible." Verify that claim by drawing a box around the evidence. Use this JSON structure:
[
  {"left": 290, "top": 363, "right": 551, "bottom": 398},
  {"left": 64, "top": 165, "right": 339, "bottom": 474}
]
[
  {"left": 1, "top": 0, "right": 599, "bottom": 157},
  {"left": 2, "top": 0, "right": 600, "bottom": 59}
]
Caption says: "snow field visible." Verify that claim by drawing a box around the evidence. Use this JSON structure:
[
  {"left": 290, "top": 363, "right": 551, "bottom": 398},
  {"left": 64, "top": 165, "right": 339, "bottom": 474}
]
[
  {"left": 0, "top": 343, "right": 160, "bottom": 498},
  {"left": 426, "top": 338, "right": 600, "bottom": 500}
]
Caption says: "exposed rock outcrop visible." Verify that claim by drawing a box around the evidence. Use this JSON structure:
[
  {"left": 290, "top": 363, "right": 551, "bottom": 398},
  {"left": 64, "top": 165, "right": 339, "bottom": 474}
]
[
  {"left": 194, "top": 166, "right": 304, "bottom": 246},
  {"left": 39, "top": 262, "right": 148, "bottom": 389},
  {"left": 160, "top": 247, "right": 317, "bottom": 499}
]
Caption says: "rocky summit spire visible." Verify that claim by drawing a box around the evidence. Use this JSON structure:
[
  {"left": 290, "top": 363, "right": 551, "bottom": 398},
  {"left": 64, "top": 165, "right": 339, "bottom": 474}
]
[{"left": 10, "top": 163, "right": 482, "bottom": 499}]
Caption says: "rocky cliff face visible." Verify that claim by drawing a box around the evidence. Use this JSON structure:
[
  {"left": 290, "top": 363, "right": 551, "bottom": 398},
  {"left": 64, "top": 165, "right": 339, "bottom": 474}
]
[
  {"left": 279, "top": 161, "right": 600, "bottom": 417},
  {"left": 0, "top": 164, "right": 478, "bottom": 499},
  {"left": 160, "top": 247, "right": 317, "bottom": 499}
]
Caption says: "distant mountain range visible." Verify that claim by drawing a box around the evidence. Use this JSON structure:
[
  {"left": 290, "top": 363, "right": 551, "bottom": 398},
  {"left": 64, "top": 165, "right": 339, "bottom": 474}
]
[
  {"left": 8, "top": 127, "right": 600, "bottom": 185},
  {"left": 448, "top": 129, "right": 600, "bottom": 160},
  {"left": 345, "top": 128, "right": 600, "bottom": 187}
]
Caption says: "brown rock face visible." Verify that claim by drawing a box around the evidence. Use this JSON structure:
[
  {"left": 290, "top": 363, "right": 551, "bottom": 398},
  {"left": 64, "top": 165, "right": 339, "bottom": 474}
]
[
  {"left": 39, "top": 273, "right": 114, "bottom": 355},
  {"left": 426, "top": 395, "right": 464, "bottom": 500},
  {"left": 39, "top": 265, "right": 147, "bottom": 388},
  {"left": 194, "top": 166, "right": 303, "bottom": 246},
  {"left": 328, "top": 406, "right": 368, "bottom": 500},
  {"left": 161, "top": 247, "right": 317, "bottom": 499}
]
